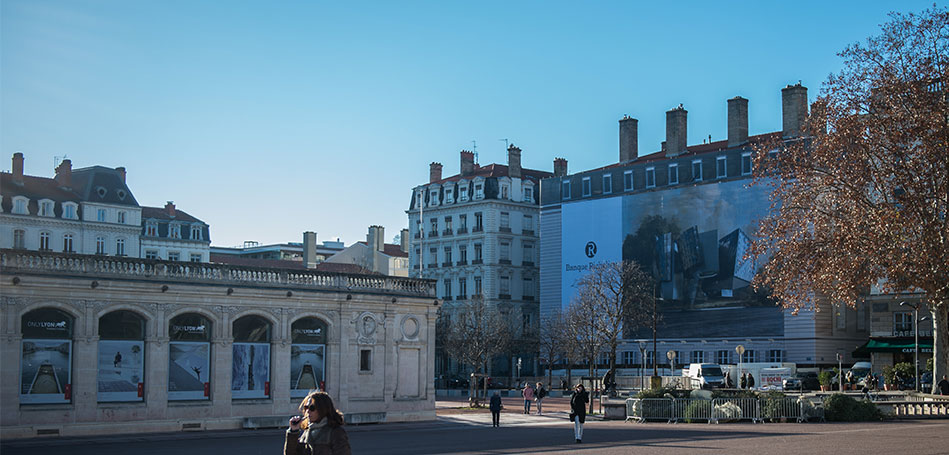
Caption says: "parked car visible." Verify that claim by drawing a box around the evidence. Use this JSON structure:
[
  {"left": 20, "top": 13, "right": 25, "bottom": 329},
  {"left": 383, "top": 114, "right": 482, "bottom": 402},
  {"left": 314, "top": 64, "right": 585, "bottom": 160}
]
[
  {"left": 921, "top": 371, "right": 934, "bottom": 392},
  {"left": 445, "top": 375, "right": 469, "bottom": 389},
  {"left": 783, "top": 372, "right": 820, "bottom": 391}
]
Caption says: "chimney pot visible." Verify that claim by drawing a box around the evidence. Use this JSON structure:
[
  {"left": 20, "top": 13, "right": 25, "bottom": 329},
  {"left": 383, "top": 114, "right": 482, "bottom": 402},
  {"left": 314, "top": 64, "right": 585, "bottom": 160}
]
[
  {"left": 303, "top": 231, "right": 318, "bottom": 269},
  {"left": 165, "top": 201, "right": 176, "bottom": 217},
  {"left": 666, "top": 106, "right": 688, "bottom": 157},
  {"left": 429, "top": 162, "right": 443, "bottom": 183},
  {"left": 619, "top": 116, "right": 639, "bottom": 162},
  {"left": 727, "top": 96, "right": 749, "bottom": 147},
  {"left": 507, "top": 144, "right": 522, "bottom": 179},
  {"left": 553, "top": 158, "right": 568, "bottom": 177},
  {"left": 782, "top": 83, "right": 808, "bottom": 137},
  {"left": 400, "top": 228, "right": 409, "bottom": 253},
  {"left": 12, "top": 153, "right": 24, "bottom": 184},
  {"left": 460, "top": 150, "right": 475, "bottom": 177},
  {"left": 54, "top": 159, "right": 72, "bottom": 188},
  {"left": 115, "top": 166, "right": 127, "bottom": 183}
]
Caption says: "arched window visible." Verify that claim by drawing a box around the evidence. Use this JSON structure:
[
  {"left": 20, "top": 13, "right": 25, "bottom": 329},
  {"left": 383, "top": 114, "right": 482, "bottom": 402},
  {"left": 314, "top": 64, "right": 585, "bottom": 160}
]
[
  {"left": 168, "top": 313, "right": 211, "bottom": 401},
  {"left": 290, "top": 317, "right": 327, "bottom": 397},
  {"left": 98, "top": 310, "right": 145, "bottom": 402},
  {"left": 20, "top": 308, "right": 74, "bottom": 404},
  {"left": 232, "top": 315, "right": 271, "bottom": 399}
]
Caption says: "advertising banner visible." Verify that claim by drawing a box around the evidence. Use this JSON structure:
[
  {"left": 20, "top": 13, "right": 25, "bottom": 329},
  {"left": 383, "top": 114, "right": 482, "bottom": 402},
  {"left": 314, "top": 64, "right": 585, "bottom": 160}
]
[
  {"left": 168, "top": 341, "right": 210, "bottom": 400},
  {"left": 290, "top": 344, "right": 325, "bottom": 397},
  {"left": 97, "top": 340, "right": 145, "bottom": 402},
  {"left": 20, "top": 339, "right": 72, "bottom": 404},
  {"left": 560, "top": 197, "right": 623, "bottom": 310},
  {"left": 232, "top": 342, "right": 271, "bottom": 399}
]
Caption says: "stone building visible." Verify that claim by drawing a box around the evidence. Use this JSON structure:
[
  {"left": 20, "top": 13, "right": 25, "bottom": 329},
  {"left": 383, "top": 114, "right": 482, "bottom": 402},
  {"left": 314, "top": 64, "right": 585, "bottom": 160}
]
[
  {"left": 140, "top": 202, "right": 211, "bottom": 263},
  {"left": 540, "top": 83, "right": 871, "bottom": 371},
  {"left": 324, "top": 225, "right": 410, "bottom": 277},
  {"left": 0, "top": 249, "right": 436, "bottom": 438},
  {"left": 407, "top": 145, "right": 558, "bottom": 378}
]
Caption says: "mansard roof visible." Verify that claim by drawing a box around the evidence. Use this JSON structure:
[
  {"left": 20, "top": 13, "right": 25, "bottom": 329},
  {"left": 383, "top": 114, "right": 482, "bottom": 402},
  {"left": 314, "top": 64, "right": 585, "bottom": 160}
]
[
  {"left": 71, "top": 166, "right": 139, "bottom": 206},
  {"left": 356, "top": 241, "right": 409, "bottom": 258},
  {"left": 141, "top": 206, "right": 206, "bottom": 224},
  {"left": 0, "top": 173, "right": 79, "bottom": 204},
  {"left": 427, "top": 163, "right": 552, "bottom": 186}
]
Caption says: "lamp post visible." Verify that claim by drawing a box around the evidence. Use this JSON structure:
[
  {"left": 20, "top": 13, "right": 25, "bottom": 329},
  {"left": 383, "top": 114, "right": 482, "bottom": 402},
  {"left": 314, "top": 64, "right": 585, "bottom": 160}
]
[
  {"left": 837, "top": 352, "right": 843, "bottom": 393},
  {"left": 638, "top": 342, "right": 646, "bottom": 392},
  {"left": 900, "top": 301, "right": 926, "bottom": 392}
]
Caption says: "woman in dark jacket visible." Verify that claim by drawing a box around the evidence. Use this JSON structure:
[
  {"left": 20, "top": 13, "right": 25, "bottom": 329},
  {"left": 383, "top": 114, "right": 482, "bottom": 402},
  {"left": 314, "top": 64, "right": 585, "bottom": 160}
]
[
  {"left": 569, "top": 383, "right": 589, "bottom": 443},
  {"left": 285, "top": 391, "right": 351, "bottom": 455}
]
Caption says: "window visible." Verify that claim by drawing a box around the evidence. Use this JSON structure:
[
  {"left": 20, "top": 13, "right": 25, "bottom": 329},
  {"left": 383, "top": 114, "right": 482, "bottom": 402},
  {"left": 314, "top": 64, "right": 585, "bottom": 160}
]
[
  {"left": 167, "top": 251, "right": 180, "bottom": 261},
  {"left": 669, "top": 351, "right": 680, "bottom": 367},
  {"left": 499, "top": 275, "right": 510, "bottom": 297},
  {"left": 474, "top": 276, "right": 482, "bottom": 296},
  {"left": 716, "top": 156, "right": 727, "bottom": 179},
  {"left": 690, "top": 350, "right": 705, "bottom": 364},
  {"left": 645, "top": 351, "right": 655, "bottom": 368},
  {"left": 499, "top": 240, "right": 510, "bottom": 262},
  {"left": 443, "top": 279, "right": 452, "bottom": 299},
  {"left": 20, "top": 308, "right": 74, "bottom": 404},
  {"left": 645, "top": 167, "right": 656, "bottom": 188},
  {"left": 169, "top": 224, "right": 181, "bottom": 239},
  {"left": 523, "top": 215, "right": 533, "bottom": 232},
  {"left": 741, "top": 350, "right": 756, "bottom": 363},
  {"left": 603, "top": 174, "right": 612, "bottom": 194},
  {"left": 429, "top": 189, "right": 439, "bottom": 206},
  {"left": 474, "top": 243, "right": 482, "bottom": 262},
  {"left": 96, "top": 236, "right": 106, "bottom": 255},
  {"left": 444, "top": 216, "right": 453, "bottom": 233},
  {"left": 232, "top": 315, "right": 272, "bottom": 398},
  {"left": 668, "top": 163, "right": 679, "bottom": 185},
  {"left": 459, "top": 185, "right": 469, "bottom": 201},
  {"left": 290, "top": 318, "right": 327, "bottom": 398},
  {"left": 522, "top": 313, "right": 532, "bottom": 332},
  {"left": 741, "top": 152, "right": 752, "bottom": 175},
  {"left": 562, "top": 180, "right": 571, "bottom": 199},
  {"left": 13, "top": 197, "right": 28, "bottom": 214},
  {"left": 523, "top": 186, "right": 533, "bottom": 202},
  {"left": 168, "top": 313, "right": 212, "bottom": 401},
  {"left": 443, "top": 246, "right": 452, "bottom": 265},
  {"left": 500, "top": 183, "right": 509, "bottom": 200},
  {"left": 430, "top": 218, "right": 438, "bottom": 236},
  {"left": 458, "top": 245, "right": 467, "bottom": 263},
  {"left": 581, "top": 177, "right": 591, "bottom": 196},
  {"left": 360, "top": 349, "right": 372, "bottom": 372},
  {"left": 522, "top": 242, "right": 534, "bottom": 264},
  {"left": 190, "top": 253, "right": 202, "bottom": 262},
  {"left": 445, "top": 187, "right": 454, "bottom": 203},
  {"left": 458, "top": 214, "right": 467, "bottom": 230},
  {"left": 146, "top": 221, "right": 158, "bottom": 237},
  {"left": 458, "top": 277, "right": 467, "bottom": 298},
  {"left": 624, "top": 170, "right": 633, "bottom": 191},
  {"left": 115, "top": 238, "right": 125, "bottom": 256},
  {"left": 97, "top": 209, "right": 107, "bottom": 222},
  {"left": 692, "top": 159, "right": 703, "bottom": 181},
  {"left": 97, "top": 310, "right": 146, "bottom": 402},
  {"left": 145, "top": 250, "right": 158, "bottom": 260},
  {"left": 117, "top": 211, "right": 126, "bottom": 224},
  {"left": 474, "top": 181, "right": 484, "bottom": 199},
  {"left": 429, "top": 248, "right": 437, "bottom": 267},
  {"left": 835, "top": 303, "right": 846, "bottom": 329},
  {"left": 13, "top": 229, "right": 26, "bottom": 249},
  {"left": 40, "top": 200, "right": 53, "bottom": 217},
  {"left": 623, "top": 351, "right": 635, "bottom": 366},
  {"left": 894, "top": 312, "right": 913, "bottom": 333},
  {"left": 63, "top": 203, "right": 77, "bottom": 219},
  {"left": 63, "top": 234, "right": 74, "bottom": 252},
  {"left": 500, "top": 212, "right": 510, "bottom": 231},
  {"left": 39, "top": 231, "right": 50, "bottom": 250},
  {"left": 717, "top": 350, "right": 730, "bottom": 365},
  {"left": 523, "top": 277, "right": 534, "bottom": 298},
  {"left": 415, "top": 191, "right": 422, "bottom": 208},
  {"left": 857, "top": 302, "right": 866, "bottom": 330},
  {"left": 768, "top": 350, "right": 783, "bottom": 363},
  {"left": 474, "top": 212, "right": 483, "bottom": 231},
  {"left": 191, "top": 225, "right": 202, "bottom": 240}
]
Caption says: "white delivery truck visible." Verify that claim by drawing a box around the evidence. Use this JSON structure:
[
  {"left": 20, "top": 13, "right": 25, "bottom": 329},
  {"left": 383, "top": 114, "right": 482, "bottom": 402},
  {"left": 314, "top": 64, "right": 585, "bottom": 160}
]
[{"left": 684, "top": 363, "right": 726, "bottom": 389}]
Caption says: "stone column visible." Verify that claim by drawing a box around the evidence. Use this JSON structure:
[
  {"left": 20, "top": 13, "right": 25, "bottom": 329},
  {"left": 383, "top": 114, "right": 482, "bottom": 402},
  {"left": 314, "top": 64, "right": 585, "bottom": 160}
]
[
  {"left": 145, "top": 335, "right": 169, "bottom": 420},
  {"left": 211, "top": 337, "right": 232, "bottom": 417}
]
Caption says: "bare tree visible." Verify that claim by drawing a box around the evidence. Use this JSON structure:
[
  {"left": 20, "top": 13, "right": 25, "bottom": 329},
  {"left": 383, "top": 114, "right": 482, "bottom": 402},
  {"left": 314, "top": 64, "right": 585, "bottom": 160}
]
[
  {"left": 442, "top": 297, "right": 514, "bottom": 402},
  {"left": 750, "top": 6, "right": 949, "bottom": 391},
  {"left": 538, "top": 312, "right": 566, "bottom": 389}
]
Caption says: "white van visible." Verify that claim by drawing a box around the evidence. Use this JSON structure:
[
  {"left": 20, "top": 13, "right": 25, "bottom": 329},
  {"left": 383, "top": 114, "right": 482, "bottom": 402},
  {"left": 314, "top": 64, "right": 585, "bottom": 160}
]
[{"left": 685, "top": 363, "right": 726, "bottom": 389}]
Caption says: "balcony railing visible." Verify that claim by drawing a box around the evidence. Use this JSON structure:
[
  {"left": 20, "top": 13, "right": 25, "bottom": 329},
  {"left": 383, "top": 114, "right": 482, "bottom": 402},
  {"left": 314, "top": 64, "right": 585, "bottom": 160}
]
[
  {"left": 455, "top": 260, "right": 468, "bottom": 266},
  {"left": 1, "top": 249, "right": 435, "bottom": 297},
  {"left": 471, "top": 259, "right": 483, "bottom": 265},
  {"left": 456, "top": 227, "right": 468, "bottom": 234},
  {"left": 472, "top": 226, "right": 483, "bottom": 233},
  {"left": 442, "top": 229, "right": 453, "bottom": 236},
  {"left": 522, "top": 229, "right": 535, "bottom": 236}
]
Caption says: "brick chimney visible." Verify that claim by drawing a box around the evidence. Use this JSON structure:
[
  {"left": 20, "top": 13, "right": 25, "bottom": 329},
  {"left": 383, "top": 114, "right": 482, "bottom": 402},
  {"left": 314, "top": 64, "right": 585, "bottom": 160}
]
[
  {"left": 164, "top": 201, "right": 176, "bottom": 217},
  {"left": 429, "top": 162, "right": 443, "bottom": 183},
  {"left": 54, "top": 159, "right": 72, "bottom": 188},
  {"left": 460, "top": 150, "right": 475, "bottom": 176},
  {"left": 782, "top": 83, "right": 808, "bottom": 137},
  {"left": 400, "top": 228, "right": 409, "bottom": 253},
  {"left": 507, "top": 144, "right": 522, "bottom": 179},
  {"left": 727, "top": 96, "right": 749, "bottom": 147},
  {"left": 303, "top": 231, "right": 318, "bottom": 269},
  {"left": 619, "top": 116, "right": 638, "bottom": 162},
  {"left": 553, "top": 158, "right": 568, "bottom": 177},
  {"left": 11, "top": 153, "right": 24, "bottom": 184},
  {"left": 367, "top": 225, "right": 385, "bottom": 252},
  {"left": 115, "top": 166, "right": 127, "bottom": 183},
  {"left": 665, "top": 105, "right": 688, "bottom": 157}
]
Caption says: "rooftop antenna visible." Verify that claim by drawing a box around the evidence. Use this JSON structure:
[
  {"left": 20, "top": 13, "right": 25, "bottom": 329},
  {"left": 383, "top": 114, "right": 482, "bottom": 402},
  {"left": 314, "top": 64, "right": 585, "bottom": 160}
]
[
  {"left": 471, "top": 140, "right": 478, "bottom": 165},
  {"left": 499, "top": 138, "right": 509, "bottom": 151},
  {"left": 53, "top": 155, "right": 68, "bottom": 170}
]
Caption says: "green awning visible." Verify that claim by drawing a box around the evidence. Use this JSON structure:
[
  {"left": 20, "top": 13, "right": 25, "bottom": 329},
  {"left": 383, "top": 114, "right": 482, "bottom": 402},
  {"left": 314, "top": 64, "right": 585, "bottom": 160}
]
[{"left": 853, "top": 338, "right": 933, "bottom": 357}]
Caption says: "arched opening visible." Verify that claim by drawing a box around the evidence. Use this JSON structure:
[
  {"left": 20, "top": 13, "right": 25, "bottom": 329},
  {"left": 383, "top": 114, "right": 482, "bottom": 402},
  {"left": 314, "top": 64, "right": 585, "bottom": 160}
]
[
  {"left": 97, "top": 310, "right": 146, "bottom": 402},
  {"left": 290, "top": 317, "right": 327, "bottom": 397},
  {"left": 232, "top": 315, "right": 272, "bottom": 399},
  {"left": 168, "top": 313, "right": 212, "bottom": 401},
  {"left": 20, "top": 308, "right": 74, "bottom": 404}
]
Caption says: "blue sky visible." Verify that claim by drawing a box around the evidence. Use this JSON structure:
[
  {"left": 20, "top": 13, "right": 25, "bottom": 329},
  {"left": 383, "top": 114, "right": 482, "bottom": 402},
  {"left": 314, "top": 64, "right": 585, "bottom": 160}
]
[{"left": 2, "top": 1, "right": 939, "bottom": 247}]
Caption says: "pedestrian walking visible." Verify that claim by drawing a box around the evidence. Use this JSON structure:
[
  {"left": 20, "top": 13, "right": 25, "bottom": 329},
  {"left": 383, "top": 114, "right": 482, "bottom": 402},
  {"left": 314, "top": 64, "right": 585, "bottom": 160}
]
[
  {"left": 285, "top": 390, "right": 351, "bottom": 455},
  {"left": 938, "top": 375, "right": 949, "bottom": 395},
  {"left": 489, "top": 391, "right": 503, "bottom": 427},
  {"left": 521, "top": 382, "right": 535, "bottom": 414},
  {"left": 724, "top": 371, "right": 734, "bottom": 388},
  {"left": 535, "top": 382, "right": 547, "bottom": 415},
  {"left": 739, "top": 372, "right": 747, "bottom": 389},
  {"left": 570, "top": 383, "right": 589, "bottom": 443},
  {"left": 747, "top": 373, "right": 756, "bottom": 389}
]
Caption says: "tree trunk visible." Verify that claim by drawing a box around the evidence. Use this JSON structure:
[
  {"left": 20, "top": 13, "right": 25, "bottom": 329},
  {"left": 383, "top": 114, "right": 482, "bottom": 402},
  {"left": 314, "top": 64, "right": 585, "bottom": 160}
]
[
  {"left": 931, "top": 301, "right": 948, "bottom": 394},
  {"left": 566, "top": 357, "right": 572, "bottom": 391}
]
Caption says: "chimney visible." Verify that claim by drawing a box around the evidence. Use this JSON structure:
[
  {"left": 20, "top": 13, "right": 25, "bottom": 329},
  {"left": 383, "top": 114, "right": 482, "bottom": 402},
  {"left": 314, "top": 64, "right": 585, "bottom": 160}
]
[
  {"left": 115, "top": 166, "right": 127, "bottom": 183},
  {"left": 460, "top": 150, "right": 475, "bottom": 176},
  {"left": 165, "top": 201, "right": 176, "bottom": 217},
  {"left": 782, "top": 83, "right": 808, "bottom": 137},
  {"left": 727, "top": 96, "right": 749, "bottom": 147},
  {"left": 553, "top": 158, "right": 568, "bottom": 177},
  {"left": 367, "top": 225, "right": 385, "bottom": 252},
  {"left": 665, "top": 105, "right": 688, "bottom": 157},
  {"left": 429, "top": 162, "right": 443, "bottom": 183},
  {"left": 507, "top": 144, "right": 522, "bottom": 179},
  {"left": 54, "top": 159, "right": 72, "bottom": 188},
  {"left": 400, "top": 228, "right": 409, "bottom": 253},
  {"left": 12, "top": 153, "right": 24, "bottom": 184},
  {"left": 303, "top": 231, "right": 318, "bottom": 269},
  {"left": 619, "top": 116, "right": 639, "bottom": 162}
]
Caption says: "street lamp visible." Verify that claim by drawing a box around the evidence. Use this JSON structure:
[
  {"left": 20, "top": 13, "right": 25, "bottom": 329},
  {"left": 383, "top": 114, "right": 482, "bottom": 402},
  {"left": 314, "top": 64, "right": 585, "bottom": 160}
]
[
  {"left": 900, "top": 301, "right": 927, "bottom": 392},
  {"left": 638, "top": 341, "right": 646, "bottom": 392}
]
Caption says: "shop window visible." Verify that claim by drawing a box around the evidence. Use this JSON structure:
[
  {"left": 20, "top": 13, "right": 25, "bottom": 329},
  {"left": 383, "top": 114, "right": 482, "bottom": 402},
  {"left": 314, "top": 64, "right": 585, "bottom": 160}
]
[
  {"left": 20, "top": 308, "right": 74, "bottom": 404},
  {"left": 98, "top": 310, "right": 145, "bottom": 402},
  {"left": 232, "top": 315, "right": 272, "bottom": 399},
  {"left": 168, "top": 313, "right": 212, "bottom": 401},
  {"left": 290, "top": 318, "right": 327, "bottom": 397}
]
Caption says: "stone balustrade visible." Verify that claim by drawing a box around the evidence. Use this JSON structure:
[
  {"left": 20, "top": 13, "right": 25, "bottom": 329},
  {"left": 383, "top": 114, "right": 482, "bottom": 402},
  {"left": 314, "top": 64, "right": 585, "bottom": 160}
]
[{"left": 1, "top": 249, "right": 435, "bottom": 297}]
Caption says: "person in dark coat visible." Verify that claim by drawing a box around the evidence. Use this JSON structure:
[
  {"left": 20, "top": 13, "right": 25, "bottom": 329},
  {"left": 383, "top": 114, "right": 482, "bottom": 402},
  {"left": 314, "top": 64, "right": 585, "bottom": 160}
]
[
  {"left": 938, "top": 375, "right": 949, "bottom": 395},
  {"left": 285, "top": 390, "right": 351, "bottom": 455},
  {"left": 569, "top": 383, "right": 589, "bottom": 443},
  {"left": 739, "top": 373, "right": 747, "bottom": 389},
  {"left": 747, "top": 373, "right": 756, "bottom": 389},
  {"left": 724, "top": 371, "right": 734, "bottom": 388},
  {"left": 489, "top": 391, "right": 503, "bottom": 427}
]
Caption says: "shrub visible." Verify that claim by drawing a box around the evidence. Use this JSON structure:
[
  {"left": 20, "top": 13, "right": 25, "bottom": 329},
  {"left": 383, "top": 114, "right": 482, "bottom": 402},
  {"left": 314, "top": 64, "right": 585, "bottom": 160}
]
[
  {"left": 882, "top": 365, "right": 896, "bottom": 385},
  {"left": 637, "top": 386, "right": 687, "bottom": 399},
  {"left": 824, "top": 393, "right": 882, "bottom": 421},
  {"left": 818, "top": 371, "right": 833, "bottom": 387},
  {"left": 760, "top": 391, "right": 788, "bottom": 421},
  {"left": 711, "top": 389, "right": 757, "bottom": 399},
  {"left": 683, "top": 400, "right": 713, "bottom": 423},
  {"left": 894, "top": 362, "right": 914, "bottom": 381}
]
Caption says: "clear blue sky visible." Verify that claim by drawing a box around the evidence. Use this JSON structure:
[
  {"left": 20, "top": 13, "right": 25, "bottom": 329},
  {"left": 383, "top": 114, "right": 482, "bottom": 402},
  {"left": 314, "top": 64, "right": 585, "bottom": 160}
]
[{"left": 2, "top": 1, "right": 939, "bottom": 247}]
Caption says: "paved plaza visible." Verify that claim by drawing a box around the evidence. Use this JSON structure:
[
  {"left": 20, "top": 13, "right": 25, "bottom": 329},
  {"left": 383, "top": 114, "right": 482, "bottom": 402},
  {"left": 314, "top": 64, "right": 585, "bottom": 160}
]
[{"left": 2, "top": 397, "right": 947, "bottom": 454}]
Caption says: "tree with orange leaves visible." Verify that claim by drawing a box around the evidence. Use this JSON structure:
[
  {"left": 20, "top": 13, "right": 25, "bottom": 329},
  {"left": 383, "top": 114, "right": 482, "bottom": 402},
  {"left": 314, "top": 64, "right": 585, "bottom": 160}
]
[{"left": 751, "top": 6, "right": 949, "bottom": 393}]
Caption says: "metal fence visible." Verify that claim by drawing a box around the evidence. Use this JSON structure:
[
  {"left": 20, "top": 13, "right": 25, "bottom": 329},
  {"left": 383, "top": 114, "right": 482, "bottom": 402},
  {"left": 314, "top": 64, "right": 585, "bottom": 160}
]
[{"left": 626, "top": 396, "right": 824, "bottom": 424}]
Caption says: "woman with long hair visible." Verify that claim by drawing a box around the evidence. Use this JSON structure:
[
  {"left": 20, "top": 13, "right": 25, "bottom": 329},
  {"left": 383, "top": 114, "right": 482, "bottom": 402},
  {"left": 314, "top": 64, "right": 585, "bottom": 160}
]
[
  {"left": 569, "top": 383, "right": 589, "bottom": 443},
  {"left": 285, "top": 390, "right": 351, "bottom": 455}
]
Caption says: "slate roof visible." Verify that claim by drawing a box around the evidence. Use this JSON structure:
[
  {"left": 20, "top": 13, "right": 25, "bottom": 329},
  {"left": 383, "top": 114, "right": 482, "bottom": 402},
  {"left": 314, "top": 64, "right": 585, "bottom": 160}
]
[
  {"left": 142, "top": 206, "right": 206, "bottom": 224},
  {"left": 429, "top": 163, "right": 552, "bottom": 186},
  {"left": 1, "top": 166, "right": 139, "bottom": 214},
  {"left": 71, "top": 166, "right": 139, "bottom": 206},
  {"left": 356, "top": 241, "right": 409, "bottom": 258}
]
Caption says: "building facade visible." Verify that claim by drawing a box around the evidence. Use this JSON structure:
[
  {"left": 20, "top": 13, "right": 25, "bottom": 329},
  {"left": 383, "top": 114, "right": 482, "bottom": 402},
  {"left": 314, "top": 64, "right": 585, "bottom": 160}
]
[
  {"left": 407, "top": 146, "right": 557, "bottom": 377},
  {"left": 540, "top": 83, "right": 870, "bottom": 370},
  {"left": 0, "top": 249, "right": 437, "bottom": 439},
  {"left": 140, "top": 202, "right": 211, "bottom": 263},
  {"left": 324, "top": 225, "right": 410, "bottom": 277}
]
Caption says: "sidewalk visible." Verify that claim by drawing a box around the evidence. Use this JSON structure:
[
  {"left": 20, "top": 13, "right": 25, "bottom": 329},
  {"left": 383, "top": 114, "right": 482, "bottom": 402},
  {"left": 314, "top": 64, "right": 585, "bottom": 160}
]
[{"left": 436, "top": 395, "right": 605, "bottom": 426}]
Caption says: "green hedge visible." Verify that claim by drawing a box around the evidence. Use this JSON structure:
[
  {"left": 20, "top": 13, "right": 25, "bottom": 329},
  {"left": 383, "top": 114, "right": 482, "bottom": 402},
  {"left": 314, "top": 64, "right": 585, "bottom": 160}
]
[{"left": 824, "top": 393, "right": 882, "bottom": 422}]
